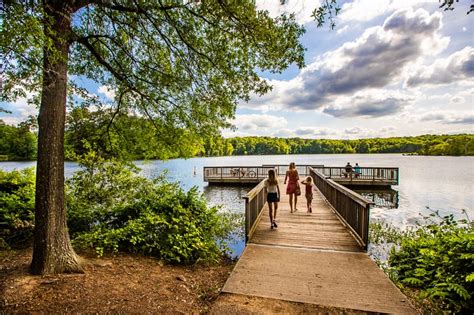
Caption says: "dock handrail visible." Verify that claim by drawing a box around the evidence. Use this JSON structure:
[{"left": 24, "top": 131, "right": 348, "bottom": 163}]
[
  {"left": 262, "top": 164, "right": 324, "bottom": 176},
  {"left": 309, "top": 167, "right": 374, "bottom": 250},
  {"left": 243, "top": 179, "right": 267, "bottom": 242},
  {"left": 313, "top": 166, "right": 399, "bottom": 185},
  {"left": 204, "top": 166, "right": 277, "bottom": 182}
]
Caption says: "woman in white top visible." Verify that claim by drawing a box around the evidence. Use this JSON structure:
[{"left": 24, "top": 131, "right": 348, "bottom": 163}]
[{"left": 265, "top": 169, "right": 280, "bottom": 229}]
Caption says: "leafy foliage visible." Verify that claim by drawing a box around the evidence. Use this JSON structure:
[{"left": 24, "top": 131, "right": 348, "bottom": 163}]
[
  {"left": 0, "top": 168, "right": 35, "bottom": 248},
  {"left": 65, "top": 107, "right": 203, "bottom": 160},
  {"left": 370, "top": 210, "right": 474, "bottom": 313},
  {"left": 440, "top": 0, "right": 474, "bottom": 14},
  {"left": 66, "top": 150, "right": 240, "bottom": 264},
  {"left": 312, "top": 0, "right": 341, "bottom": 29},
  {"left": 2, "top": 0, "right": 306, "bottom": 148},
  {"left": 0, "top": 153, "right": 240, "bottom": 264},
  {"left": 0, "top": 119, "right": 37, "bottom": 161}
]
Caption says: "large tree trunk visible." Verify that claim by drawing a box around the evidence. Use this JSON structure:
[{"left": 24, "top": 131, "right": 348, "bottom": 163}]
[{"left": 30, "top": 1, "right": 82, "bottom": 275}]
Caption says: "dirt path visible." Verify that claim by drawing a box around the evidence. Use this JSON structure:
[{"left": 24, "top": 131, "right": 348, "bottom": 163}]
[{"left": 0, "top": 249, "right": 233, "bottom": 314}]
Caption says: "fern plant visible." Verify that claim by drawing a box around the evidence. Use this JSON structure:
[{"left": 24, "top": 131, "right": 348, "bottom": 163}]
[{"left": 388, "top": 209, "right": 474, "bottom": 313}]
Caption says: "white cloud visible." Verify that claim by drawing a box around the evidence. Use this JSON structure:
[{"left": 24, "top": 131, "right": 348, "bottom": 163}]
[
  {"left": 339, "top": 0, "right": 437, "bottom": 22},
  {"left": 256, "top": 0, "right": 321, "bottom": 24},
  {"left": 231, "top": 114, "right": 287, "bottom": 131},
  {"left": 380, "top": 126, "right": 396, "bottom": 133},
  {"left": 337, "top": 25, "right": 349, "bottom": 35},
  {"left": 323, "top": 90, "right": 413, "bottom": 118},
  {"left": 450, "top": 95, "right": 465, "bottom": 104},
  {"left": 97, "top": 85, "right": 116, "bottom": 100},
  {"left": 463, "top": 27, "right": 467, "bottom": 32},
  {"left": 0, "top": 94, "right": 38, "bottom": 125},
  {"left": 345, "top": 127, "right": 362, "bottom": 134},
  {"left": 244, "top": 8, "right": 446, "bottom": 118},
  {"left": 295, "top": 126, "right": 337, "bottom": 136},
  {"left": 405, "top": 46, "right": 474, "bottom": 87},
  {"left": 419, "top": 111, "right": 474, "bottom": 124}
]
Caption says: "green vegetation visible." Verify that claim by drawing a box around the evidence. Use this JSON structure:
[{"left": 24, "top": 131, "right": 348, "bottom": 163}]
[
  {"left": 221, "top": 135, "right": 474, "bottom": 156},
  {"left": 64, "top": 114, "right": 474, "bottom": 157},
  {"left": 0, "top": 119, "right": 37, "bottom": 161},
  {"left": 0, "top": 155, "right": 240, "bottom": 264},
  {"left": 370, "top": 210, "right": 474, "bottom": 313},
  {"left": 0, "top": 168, "right": 35, "bottom": 248},
  {"left": 3, "top": 114, "right": 474, "bottom": 160},
  {"left": 3, "top": 0, "right": 306, "bottom": 274}
]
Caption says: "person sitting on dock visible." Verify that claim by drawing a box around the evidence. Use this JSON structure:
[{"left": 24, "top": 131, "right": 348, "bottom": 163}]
[
  {"left": 265, "top": 169, "right": 280, "bottom": 229},
  {"left": 344, "top": 162, "right": 353, "bottom": 178},
  {"left": 284, "top": 162, "right": 300, "bottom": 213},
  {"left": 354, "top": 163, "right": 361, "bottom": 178}
]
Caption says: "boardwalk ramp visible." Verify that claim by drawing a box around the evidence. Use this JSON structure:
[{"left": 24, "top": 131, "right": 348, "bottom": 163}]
[{"left": 221, "top": 178, "right": 416, "bottom": 314}]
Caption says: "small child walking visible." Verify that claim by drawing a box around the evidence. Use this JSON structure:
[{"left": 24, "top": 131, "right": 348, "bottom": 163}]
[
  {"left": 301, "top": 177, "right": 313, "bottom": 213},
  {"left": 265, "top": 169, "right": 280, "bottom": 229}
]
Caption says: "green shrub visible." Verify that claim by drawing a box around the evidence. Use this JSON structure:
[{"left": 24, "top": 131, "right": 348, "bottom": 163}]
[
  {"left": 0, "top": 168, "right": 35, "bottom": 248},
  {"left": 371, "top": 210, "right": 474, "bottom": 313},
  {"left": 67, "top": 150, "right": 240, "bottom": 264}
]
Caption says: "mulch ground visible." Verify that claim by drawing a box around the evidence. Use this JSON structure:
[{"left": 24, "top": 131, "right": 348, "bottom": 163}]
[
  {"left": 0, "top": 249, "right": 377, "bottom": 314},
  {"left": 0, "top": 249, "right": 234, "bottom": 314}
]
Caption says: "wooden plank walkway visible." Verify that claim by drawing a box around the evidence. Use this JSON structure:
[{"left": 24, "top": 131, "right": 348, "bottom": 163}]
[{"left": 222, "top": 180, "right": 416, "bottom": 314}]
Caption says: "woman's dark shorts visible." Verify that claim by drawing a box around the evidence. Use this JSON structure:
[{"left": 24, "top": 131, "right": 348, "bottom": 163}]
[{"left": 267, "top": 192, "right": 279, "bottom": 202}]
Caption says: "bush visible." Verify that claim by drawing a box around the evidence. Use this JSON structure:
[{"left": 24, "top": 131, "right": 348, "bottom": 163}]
[
  {"left": 67, "top": 151, "right": 239, "bottom": 264},
  {"left": 0, "top": 168, "right": 35, "bottom": 248},
  {"left": 371, "top": 210, "right": 474, "bottom": 313}
]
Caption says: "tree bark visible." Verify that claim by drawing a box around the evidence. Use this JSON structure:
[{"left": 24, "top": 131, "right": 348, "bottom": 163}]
[{"left": 30, "top": 1, "right": 82, "bottom": 275}]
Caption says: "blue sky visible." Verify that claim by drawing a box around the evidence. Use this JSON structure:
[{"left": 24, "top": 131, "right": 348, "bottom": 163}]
[{"left": 1, "top": 0, "right": 473, "bottom": 139}]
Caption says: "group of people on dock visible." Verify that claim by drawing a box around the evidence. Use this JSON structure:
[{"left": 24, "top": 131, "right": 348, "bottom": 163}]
[
  {"left": 345, "top": 162, "right": 361, "bottom": 178},
  {"left": 264, "top": 162, "right": 313, "bottom": 230}
]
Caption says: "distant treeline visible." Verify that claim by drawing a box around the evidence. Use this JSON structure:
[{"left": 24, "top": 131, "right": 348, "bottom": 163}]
[
  {"left": 210, "top": 134, "right": 474, "bottom": 156},
  {"left": 1, "top": 112, "right": 473, "bottom": 161}
]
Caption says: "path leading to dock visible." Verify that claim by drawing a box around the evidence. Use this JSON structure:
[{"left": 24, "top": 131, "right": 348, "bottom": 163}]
[{"left": 221, "top": 180, "right": 416, "bottom": 314}]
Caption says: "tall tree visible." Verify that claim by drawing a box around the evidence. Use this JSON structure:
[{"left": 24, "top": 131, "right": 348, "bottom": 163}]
[{"left": 1, "top": 0, "right": 305, "bottom": 274}]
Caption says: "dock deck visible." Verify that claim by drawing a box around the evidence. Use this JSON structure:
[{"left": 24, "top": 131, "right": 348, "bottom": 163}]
[
  {"left": 204, "top": 165, "right": 399, "bottom": 187},
  {"left": 221, "top": 179, "right": 415, "bottom": 314}
]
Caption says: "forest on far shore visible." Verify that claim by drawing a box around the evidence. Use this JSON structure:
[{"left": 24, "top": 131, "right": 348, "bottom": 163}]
[{"left": 1, "top": 113, "right": 473, "bottom": 161}]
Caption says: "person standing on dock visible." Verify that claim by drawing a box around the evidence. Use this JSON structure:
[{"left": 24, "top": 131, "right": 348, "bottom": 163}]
[
  {"left": 265, "top": 169, "right": 280, "bottom": 229},
  {"left": 284, "top": 162, "right": 300, "bottom": 213},
  {"left": 301, "top": 177, "right": 313, "bottom": 213},
  {"left": 354, "top": 163, "right": 361, "bottom": 178}
]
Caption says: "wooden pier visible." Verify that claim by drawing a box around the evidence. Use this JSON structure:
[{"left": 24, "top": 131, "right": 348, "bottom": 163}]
[
  {"left": 211, "top": 166, "right": 414, "bottom": 314},
  {"left": 204, "top": 165, "right": 399, "bottom": 187}
]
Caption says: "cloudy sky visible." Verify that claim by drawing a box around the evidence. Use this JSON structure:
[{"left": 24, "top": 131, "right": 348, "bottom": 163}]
[
  {"left": 1, "top": 0, "right": 473, "bottom": 139},
  {"left": 230, "top": 0, "right": 473, "bottom": 139}
]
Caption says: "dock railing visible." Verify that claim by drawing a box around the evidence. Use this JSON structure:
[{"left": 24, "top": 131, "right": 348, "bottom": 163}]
[
  {"left": 309, "top": 167, "right": 374, "bottom": 250},
  {"left": 243, "top": 178, "right": 267, "bottom": 242},
  {"left": 204, "top": 166, "right": 276, "bottom": 182},
  {"left": 312, "top": 166, "right": 399, "bottom": 185},
  {"left": 262, "top": 164, "right": 324, "bottom": 177}
]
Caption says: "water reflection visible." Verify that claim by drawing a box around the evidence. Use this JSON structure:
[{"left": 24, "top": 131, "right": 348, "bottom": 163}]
[
  {"left": 202, "top": 185, "right": 249, "bottom": 258},
  {"left": 355, "top": 189, "right": 399, "bottom": 209},
  {"left": 202, "top": 185, "right": 249, "bottom": 213}
]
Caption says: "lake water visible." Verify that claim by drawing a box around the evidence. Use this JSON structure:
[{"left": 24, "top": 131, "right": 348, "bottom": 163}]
[{"left": 2, "top": 154, "right": 473, "bottom": 257}]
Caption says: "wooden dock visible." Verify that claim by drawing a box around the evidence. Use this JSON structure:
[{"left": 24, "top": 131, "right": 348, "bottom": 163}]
[
  {"left": 204, "top": 165, "right": 399, "bottom": 187},
  {"left": 220, "top": 175, "right": 416, "bottom": 314}
]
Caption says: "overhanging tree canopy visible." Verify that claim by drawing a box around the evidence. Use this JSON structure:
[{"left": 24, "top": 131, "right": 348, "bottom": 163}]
[{"left": 1, "top": 0, "right": 305, "bottom": 275}]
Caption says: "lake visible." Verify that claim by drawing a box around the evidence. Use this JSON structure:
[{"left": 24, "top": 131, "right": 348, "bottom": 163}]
[{"left": 2, "top": 154, "right": 473, "bottom": 257}]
